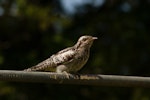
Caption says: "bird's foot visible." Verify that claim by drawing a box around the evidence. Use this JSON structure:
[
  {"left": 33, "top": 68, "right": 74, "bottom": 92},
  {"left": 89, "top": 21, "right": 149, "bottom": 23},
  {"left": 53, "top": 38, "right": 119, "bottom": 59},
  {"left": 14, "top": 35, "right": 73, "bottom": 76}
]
[{"left": 62, "top": 71, "right": 71, "bottom": 79}]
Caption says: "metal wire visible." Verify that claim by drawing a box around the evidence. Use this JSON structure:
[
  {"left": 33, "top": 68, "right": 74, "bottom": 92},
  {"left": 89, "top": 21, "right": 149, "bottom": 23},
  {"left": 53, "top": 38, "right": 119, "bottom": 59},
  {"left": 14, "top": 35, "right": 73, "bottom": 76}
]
[{"left": 0, "top": 70, "right": 150, "bottom": 87}]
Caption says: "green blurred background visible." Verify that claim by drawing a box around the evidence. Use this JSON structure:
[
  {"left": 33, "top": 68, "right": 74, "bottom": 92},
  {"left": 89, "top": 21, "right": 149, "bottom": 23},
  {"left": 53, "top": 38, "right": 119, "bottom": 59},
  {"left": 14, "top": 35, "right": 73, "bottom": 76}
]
[{"left": 0, "top": 0, "right": 150, "bottom": 100}]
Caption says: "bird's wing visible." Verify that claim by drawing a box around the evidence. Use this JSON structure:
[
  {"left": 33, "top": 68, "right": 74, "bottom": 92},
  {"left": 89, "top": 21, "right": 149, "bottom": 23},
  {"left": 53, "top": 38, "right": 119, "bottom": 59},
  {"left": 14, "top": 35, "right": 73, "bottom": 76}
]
[
  {"left": 24, "top": 47, "right": 76, "bottom": 71},
  {"left": 52, "top": 47, "right": 76, "bottom": 65}
]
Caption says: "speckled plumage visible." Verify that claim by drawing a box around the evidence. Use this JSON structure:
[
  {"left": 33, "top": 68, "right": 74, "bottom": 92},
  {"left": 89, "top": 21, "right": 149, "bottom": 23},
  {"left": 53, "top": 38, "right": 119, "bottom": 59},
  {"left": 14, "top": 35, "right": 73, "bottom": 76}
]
[{"left": 24, "top": 35, "right": 97, "bottom": 73}]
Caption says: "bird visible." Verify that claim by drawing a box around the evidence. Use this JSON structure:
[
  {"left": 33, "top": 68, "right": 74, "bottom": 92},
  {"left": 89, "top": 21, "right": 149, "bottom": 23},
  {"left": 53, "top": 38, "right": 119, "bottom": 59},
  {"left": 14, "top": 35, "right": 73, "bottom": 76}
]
[{"left": 24, "top": 35, "right": 97, "bottom": 73}]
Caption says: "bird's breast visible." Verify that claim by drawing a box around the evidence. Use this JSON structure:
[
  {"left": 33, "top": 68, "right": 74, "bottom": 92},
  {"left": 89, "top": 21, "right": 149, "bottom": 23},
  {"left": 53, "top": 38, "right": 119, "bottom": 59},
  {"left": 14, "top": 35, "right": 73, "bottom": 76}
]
[{"left": 66, "top": 49, "right": 90, "bottom": 72}]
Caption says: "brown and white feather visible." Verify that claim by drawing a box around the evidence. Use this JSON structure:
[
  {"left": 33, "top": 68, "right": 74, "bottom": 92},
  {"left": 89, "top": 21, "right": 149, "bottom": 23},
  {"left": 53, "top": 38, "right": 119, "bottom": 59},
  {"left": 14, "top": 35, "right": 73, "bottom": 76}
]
[{"left": 24, "top": 35, "right": 97, "bottom": 73}]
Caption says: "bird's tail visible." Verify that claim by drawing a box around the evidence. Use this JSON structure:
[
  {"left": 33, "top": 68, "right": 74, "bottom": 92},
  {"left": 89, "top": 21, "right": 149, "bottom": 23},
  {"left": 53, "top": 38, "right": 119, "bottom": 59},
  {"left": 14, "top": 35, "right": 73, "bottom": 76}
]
[{"left": 23, "top": 65, "right": 44, "bottom": 72}]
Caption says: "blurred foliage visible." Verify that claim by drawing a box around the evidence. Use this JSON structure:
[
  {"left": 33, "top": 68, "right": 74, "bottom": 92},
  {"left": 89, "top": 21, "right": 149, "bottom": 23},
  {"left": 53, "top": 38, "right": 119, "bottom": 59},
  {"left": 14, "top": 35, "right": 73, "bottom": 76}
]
[{"left": 0, "top": 0, "right": 150, "bottom": 100}]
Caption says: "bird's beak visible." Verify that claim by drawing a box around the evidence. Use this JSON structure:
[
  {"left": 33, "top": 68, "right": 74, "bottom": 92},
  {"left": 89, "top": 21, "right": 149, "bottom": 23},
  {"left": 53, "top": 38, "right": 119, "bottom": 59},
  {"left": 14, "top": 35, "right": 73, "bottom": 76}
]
[{"left": 92, "top": 37, "right": 98, "bottom": 40}]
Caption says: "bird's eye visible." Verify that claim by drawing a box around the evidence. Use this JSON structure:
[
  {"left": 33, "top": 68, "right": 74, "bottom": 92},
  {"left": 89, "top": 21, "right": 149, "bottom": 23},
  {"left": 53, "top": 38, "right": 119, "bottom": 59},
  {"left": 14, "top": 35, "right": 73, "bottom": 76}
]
[{"left": 82, "top": 38, "right": 87, "bottom": 41}]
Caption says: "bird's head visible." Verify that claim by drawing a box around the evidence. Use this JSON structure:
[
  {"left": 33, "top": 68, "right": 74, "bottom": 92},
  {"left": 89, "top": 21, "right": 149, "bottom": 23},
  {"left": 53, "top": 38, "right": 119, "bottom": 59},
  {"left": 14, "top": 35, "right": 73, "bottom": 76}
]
[{"left": 75, "top": 35, "right": 98, "bottom": 49}]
